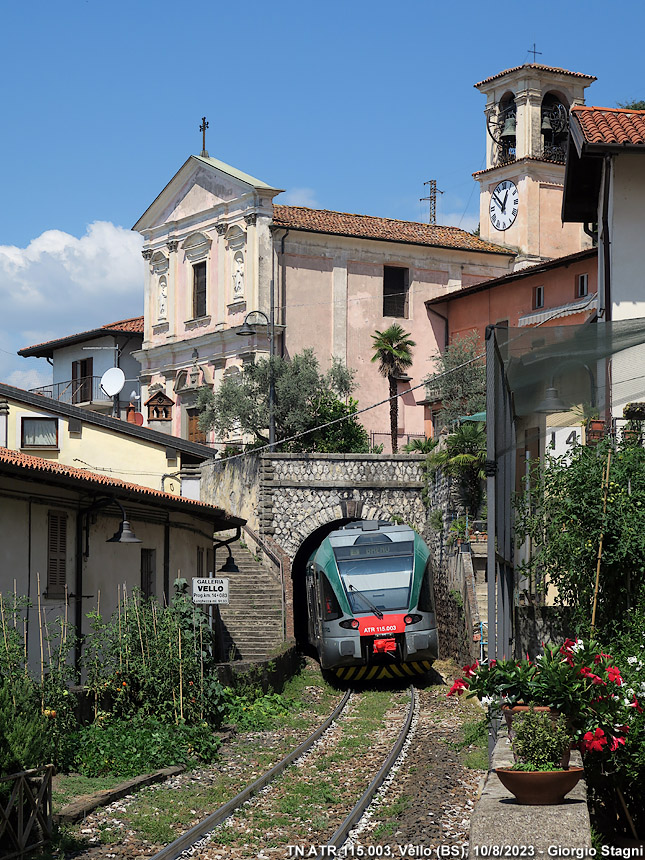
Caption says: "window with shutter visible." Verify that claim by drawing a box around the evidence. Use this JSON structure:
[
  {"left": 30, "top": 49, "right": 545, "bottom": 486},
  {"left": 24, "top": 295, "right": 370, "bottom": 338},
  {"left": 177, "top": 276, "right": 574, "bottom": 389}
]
[
  {"left": 47, "top": 511, "right": 67, "bottom": 597},
  {"left": 383, "top": 266, "right": 409, "bottom": 318},
  {"left": 193, "top": 261, "right": 207, "bottom": 318}
]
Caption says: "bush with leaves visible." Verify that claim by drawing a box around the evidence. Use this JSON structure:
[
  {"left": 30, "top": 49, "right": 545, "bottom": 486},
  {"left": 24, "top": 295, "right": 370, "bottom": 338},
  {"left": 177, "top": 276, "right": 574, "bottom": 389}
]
[
  {"left": 511, "top": 710, "right": 570, "bottom": 771},
  {"left": 426, "top": 331, "right": 485, "bottom": 429},
  {"left": 515, "top": 437, "right": 645, "bottom": 635}
]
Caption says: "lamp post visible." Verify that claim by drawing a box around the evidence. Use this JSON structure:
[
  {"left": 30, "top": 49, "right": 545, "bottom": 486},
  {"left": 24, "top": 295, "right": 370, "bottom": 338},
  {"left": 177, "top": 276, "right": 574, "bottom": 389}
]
[{"left": 236, "top": 283, "right": 276, "bottom": 450}]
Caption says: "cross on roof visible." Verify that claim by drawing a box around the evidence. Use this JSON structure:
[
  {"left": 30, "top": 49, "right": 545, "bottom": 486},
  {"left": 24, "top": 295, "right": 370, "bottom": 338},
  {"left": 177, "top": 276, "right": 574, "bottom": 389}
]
[
  {"left": 200, "top": 117, "right": 209, "bottom": 158},
  {"left": 528, "top": 43, "right": 542, "bottom": 63}
]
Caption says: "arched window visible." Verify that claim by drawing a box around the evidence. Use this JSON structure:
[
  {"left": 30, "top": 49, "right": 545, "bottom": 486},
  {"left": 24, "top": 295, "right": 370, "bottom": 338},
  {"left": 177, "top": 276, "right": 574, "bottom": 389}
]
[{"left": 541, "top": 92, "right": 569, "bottom": 162}]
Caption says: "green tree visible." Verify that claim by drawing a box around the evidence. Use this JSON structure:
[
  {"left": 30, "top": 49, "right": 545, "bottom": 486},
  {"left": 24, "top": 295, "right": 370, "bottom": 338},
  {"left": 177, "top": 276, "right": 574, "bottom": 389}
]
[
  {"left": 197, "top": 348, "right": 370, "bottom": 453},
  {"left": 428, "top": 421, "right": 486, "bottom": 516},
  {"left": 616, "top": 100, "right": 645, "bottom": 110},
  {"left": 426, "top": 331, "right": 485, "bottom": 429},
  {"left": 515, "top": 437, "right": 645, "bottom": 635},
  {"left": 370, "top": 323, "right": 416, "bottom": 453}
]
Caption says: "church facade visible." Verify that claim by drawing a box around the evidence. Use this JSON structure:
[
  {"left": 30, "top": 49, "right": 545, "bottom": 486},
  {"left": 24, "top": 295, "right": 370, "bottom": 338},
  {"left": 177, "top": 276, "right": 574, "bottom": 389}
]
[{"left": 132, "top": 63, "right": 595, "bottom": 452}]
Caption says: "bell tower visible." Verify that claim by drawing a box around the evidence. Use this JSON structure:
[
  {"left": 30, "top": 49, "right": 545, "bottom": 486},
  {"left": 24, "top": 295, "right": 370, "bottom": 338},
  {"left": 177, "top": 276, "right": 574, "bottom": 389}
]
[{"left": 474, "top": 64, "right": 596, "bottom": 268}]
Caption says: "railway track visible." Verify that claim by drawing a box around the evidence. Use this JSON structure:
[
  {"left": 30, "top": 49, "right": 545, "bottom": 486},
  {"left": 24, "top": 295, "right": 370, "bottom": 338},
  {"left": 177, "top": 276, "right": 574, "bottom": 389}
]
[{"left": 147, "top": 685, "right": 417, "bottom": 860}]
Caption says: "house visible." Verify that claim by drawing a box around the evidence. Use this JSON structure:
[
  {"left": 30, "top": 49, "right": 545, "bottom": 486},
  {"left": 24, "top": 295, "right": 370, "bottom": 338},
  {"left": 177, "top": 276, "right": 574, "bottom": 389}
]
[
  {"left": 0, "top": 381, "right": 219, "bottom": 499},
  {"left": 17, "top": 317, "right": 144, "bottom": 419},
  {"left": 0, "top": 445, "right": 243, "bottom": 672},
  {"left": 562, "top": 105, "right": 645, "bottom": 419},
  {"left": 422, "top": 248, "right": 598, "bottom": 436}
]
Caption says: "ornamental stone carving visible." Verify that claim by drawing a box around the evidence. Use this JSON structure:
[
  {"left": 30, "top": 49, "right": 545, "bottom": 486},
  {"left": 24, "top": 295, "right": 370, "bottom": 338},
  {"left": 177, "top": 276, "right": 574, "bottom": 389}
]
[
  {"left": 215, "top": 223, "right": 227, "bottom": 236},
  {"left": 232, "top": 251, "right": 245, "bottom": 299},
  {"left": 244, "top": 213, "right": 257, "bottom": 226},
  {"left": 182, "top": 231, "right": 211, "bottom": 262},
  {"left": 166, "top": 239, "right": 179, "bottom": 253},
  {"left": 157, "top": 276, "right": 168, "bottom": 321},
  {"left": 142, "top": 249, "right": 153, "bottom": 260}
]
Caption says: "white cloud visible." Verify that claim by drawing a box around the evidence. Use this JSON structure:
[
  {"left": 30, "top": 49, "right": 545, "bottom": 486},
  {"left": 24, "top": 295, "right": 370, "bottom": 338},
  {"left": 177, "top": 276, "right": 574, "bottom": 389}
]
[
  {"left": 276, "top": 187, "right": 318, "bottom": 208},
  {"left": 0, "top": 222, "right": 143, "bottom": 387}
]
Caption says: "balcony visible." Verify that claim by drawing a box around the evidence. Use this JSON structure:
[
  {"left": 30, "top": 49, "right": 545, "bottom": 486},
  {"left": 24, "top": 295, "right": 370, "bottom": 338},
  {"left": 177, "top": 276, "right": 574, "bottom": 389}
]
[{"left": 30, "top": 376, "right": 113, "bottom": 406}]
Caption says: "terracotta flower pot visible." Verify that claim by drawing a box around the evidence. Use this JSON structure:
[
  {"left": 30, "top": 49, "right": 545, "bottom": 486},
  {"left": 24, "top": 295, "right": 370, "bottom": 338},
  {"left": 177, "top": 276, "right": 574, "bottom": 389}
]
[{"left": 495, "top": 767, "right": 584, "bottom": 805}]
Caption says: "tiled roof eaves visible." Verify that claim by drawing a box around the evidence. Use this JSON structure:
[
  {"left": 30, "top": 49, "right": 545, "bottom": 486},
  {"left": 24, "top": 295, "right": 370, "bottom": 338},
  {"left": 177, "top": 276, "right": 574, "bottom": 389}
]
[
  {"left": 0, "top": 382, "right": 216, "bottom": 460},
  {"left": 424, "top": 248, "right": 598, "bottom": 306},
  {"left": 0, "top": 446, "right": 243, "bottom": 525},
  {"left": 473, "top": 156, "right": 566, "bottom": 179},
  {"left": 474, "top": 64, "right": 596, "bottom": 88},
  {"left": 571, "top": 106, "right": 645, "bottom": 151},
  {"left": 272, "top": 222, "right": 514, "bottom": 256},
  {"left": 19, "top": 317, "right": 144, "bottom": 357}
]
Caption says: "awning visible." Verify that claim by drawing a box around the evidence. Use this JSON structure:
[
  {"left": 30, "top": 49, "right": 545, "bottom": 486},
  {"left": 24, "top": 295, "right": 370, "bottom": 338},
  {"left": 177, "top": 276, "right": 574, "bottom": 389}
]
[{"left": 518, "top": 294, "right": 597, "bottom": 327}]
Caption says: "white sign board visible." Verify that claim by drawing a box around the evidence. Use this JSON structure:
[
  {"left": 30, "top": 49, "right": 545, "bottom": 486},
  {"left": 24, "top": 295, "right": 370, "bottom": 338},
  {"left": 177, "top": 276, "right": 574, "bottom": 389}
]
[
  {"left": 192, "top": 577, "right": 229, "bottom": 605},
  {"left": 546, "top": 425, "right": 581, "bottom": 460}
]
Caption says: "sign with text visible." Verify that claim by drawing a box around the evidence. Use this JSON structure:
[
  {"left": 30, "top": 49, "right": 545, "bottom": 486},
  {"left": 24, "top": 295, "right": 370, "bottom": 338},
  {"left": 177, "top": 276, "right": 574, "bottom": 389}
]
[{"left": 192, "top": 577, "right": 229, "bottom": 605}]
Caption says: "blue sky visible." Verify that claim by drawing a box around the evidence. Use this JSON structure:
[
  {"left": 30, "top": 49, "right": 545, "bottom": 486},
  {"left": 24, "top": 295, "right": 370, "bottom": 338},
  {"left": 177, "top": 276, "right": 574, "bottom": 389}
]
[{"left": 0, "top": 0, "right": 643, "bottom": 386}]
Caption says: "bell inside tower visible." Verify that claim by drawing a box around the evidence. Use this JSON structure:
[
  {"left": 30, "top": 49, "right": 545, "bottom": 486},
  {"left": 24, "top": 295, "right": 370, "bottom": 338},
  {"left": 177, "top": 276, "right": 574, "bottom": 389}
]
[
  {"left": 488, "top": 92, "right": 517, "bottom": 166},
  {"left": 541, "top": 92, "right": 570, "bottom": 162}
]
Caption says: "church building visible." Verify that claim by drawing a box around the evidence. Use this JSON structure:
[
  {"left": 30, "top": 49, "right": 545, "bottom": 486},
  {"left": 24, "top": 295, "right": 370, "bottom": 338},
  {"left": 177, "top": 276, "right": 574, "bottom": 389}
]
[{"left": 131, "top": 63, "right": 596, "bottom": 452}]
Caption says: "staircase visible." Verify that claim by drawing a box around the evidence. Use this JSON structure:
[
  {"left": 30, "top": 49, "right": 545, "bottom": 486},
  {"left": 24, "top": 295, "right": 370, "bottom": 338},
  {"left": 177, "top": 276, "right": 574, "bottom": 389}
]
[{"left": 217, "top": 539, "right": 285, "bottom": 662}]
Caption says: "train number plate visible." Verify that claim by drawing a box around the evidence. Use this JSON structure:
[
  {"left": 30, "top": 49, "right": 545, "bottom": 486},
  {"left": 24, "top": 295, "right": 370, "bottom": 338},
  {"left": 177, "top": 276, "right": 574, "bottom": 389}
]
[{"left": 358, "top": 614, "right": 405, "bottom": 635}]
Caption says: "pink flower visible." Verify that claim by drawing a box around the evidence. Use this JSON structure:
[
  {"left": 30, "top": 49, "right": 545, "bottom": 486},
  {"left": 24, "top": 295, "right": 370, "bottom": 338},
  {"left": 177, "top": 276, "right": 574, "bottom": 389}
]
[
  {"left": 581, "top": 727, "right": 608, "bottom": 753},
  {"left": 609, "top": 735, "right": 626, "bottom": 751},
  {"left": 606, "top": 666, "right": 623, "bottom": 685},
  {"left": 628, "top": 695, "right": 643, "bottom": 714},
  {"left": 580, "top": 667, "right": 606, "bottom": 685},
  {"left": 447, "top": 678, "right": 469, "bottom": 697}
]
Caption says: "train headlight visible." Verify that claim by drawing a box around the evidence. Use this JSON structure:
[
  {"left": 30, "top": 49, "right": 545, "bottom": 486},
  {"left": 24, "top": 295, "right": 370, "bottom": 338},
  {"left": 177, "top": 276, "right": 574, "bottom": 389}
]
[
  {"left": 339, "top": 619, "right": 359, "bottom": 629},
  {"left": 404, "top": 614, "right": 422, "bottom": 625}
]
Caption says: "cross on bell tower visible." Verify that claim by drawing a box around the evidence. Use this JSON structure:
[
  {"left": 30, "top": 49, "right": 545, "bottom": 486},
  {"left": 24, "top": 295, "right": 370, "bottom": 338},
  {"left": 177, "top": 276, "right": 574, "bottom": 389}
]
[{"left": 200, "top": 117, "right": 209, "bottom": 158}]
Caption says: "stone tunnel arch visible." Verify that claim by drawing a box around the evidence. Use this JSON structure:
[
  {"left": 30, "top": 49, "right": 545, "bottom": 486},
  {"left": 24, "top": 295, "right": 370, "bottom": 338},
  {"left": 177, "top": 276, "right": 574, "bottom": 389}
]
[{"left": 288, "top": 503, "right": 397, "bottom": 649}]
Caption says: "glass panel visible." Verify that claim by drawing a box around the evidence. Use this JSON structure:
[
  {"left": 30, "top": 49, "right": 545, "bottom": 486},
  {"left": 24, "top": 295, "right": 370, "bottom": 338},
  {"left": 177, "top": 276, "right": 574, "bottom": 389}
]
[
  {"left": 22, "top": 418, "right": 57, "bottom": 446},
  {"left": 336, "top": 554, "right": 413, "bottom": 613}
]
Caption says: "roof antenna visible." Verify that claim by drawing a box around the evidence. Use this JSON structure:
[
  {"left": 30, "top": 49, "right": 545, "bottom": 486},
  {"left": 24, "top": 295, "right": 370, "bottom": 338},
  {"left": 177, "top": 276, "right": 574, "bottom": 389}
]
[{"left": 200, "top": 117, "right": 209, "bottom": 158}]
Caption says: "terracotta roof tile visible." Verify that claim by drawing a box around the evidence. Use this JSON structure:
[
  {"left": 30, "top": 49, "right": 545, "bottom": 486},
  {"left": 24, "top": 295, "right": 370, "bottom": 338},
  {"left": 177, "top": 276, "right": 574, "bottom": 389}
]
[
  {"left": 475, "top": 63, "right": 596, "bottom": 88},
  {"left": 572, "top": 105, "right": 645, "bottom": 146},
  {"left": 0, "top": 446, "right": 240, "bottom": 523},
  {"left": 272, "top": 205, "right": 513, "bottom": 255},
  {"left": 473, "top": 155, "right": 565, "bottom": 179},
  {"left": 19, "top": 317, "right": 144, "bottom": 357}
]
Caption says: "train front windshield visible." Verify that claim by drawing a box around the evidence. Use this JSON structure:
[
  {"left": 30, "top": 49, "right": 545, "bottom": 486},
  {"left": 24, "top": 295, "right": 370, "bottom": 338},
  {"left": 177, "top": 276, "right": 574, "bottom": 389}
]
[{"left": 333, "top": 541, "right": 414, "bottom": 613}]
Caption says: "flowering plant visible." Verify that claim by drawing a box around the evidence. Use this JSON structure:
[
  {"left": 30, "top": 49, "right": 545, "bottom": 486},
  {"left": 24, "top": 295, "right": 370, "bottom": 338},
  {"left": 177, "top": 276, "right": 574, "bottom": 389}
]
[{"left": 448, "top": 638, "right": 641, "bottom": 754}]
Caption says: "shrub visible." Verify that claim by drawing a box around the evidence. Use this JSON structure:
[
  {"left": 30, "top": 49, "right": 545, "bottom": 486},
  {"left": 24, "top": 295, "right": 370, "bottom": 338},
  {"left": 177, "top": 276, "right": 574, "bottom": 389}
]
[
  {"left": 511, "top": 710, "right": 570, "bottom": 770},
  {"left": 74, "top": 717, "right": 221, "bottom": 778}
]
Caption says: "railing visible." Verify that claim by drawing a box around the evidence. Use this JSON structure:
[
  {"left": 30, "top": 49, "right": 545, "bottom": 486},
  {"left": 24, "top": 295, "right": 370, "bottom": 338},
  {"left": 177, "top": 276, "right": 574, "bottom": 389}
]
[
  {"left": 30, "top": 376, "right": 112, "bottom": 405},
  {"left": 541, "top": 143, "right": 566, "bottom": 163},
  {"left": 242, "top": 524, "right": 287, "bottom": 639},
  {"left": 0, "top": 765, "right": 53, "bottom": 858}
]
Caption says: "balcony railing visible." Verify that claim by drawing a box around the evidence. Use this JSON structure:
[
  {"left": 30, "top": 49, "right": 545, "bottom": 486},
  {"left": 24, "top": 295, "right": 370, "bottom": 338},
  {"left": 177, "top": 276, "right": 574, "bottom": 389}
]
[{"left": 30, "top": 376, "right": 112, "bottom": 405}]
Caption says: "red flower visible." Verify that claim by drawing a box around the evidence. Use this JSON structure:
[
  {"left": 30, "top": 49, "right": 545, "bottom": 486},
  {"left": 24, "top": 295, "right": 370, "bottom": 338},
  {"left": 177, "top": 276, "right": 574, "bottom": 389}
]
[
  {"left": 594, "top": 652, "right": 612, "bottom": 665},
  {"left": 606, "top": 666, "right": 622, "bottom": 685},
  {"left": 609, "top": 735, "right": 626, "bottom": 751},
  {"left": 628, "top": 695, "right": 643, "bottom": 713},
  {"left": 462, "top": 661, "right": 479, "bottom": 678},
  {"left": 580, "top": 667, "right": 606, "bottom": 685},
  {"left": 581, "top": 727, "right": 608, "bottom": 753},
  {"left": 447, "top": 678, "right": 469, "bottom": 697}
]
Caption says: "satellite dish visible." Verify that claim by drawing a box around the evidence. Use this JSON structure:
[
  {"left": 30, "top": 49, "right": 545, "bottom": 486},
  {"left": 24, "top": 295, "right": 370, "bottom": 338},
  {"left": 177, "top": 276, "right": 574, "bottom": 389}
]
[{"left": 100, "top": 367, "right": 126, "bottom": 397}]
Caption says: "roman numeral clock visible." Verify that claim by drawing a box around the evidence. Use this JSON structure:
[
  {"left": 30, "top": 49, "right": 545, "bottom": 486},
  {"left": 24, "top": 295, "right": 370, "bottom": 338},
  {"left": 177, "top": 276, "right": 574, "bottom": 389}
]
[{"left": 489, "top": 179, "right": 519, "bottom": 232}]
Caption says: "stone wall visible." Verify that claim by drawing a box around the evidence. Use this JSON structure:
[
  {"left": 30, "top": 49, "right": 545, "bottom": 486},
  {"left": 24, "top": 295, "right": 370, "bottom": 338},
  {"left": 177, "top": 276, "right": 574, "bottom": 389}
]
[
  {"left": 201, "top": 453, "right": 261, "bottom": 531},
  {"left": 259, "top": 453, "right": 427, "bottom": 557}
]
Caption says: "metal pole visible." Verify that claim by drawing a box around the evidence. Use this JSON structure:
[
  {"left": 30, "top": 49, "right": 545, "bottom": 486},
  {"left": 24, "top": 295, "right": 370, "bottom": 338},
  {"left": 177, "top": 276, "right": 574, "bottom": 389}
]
[
  {"left": 485, "top": 326, "right": 497, "bottom": 661},
  {"left": 268, "top": 278, "right": 276, "bottom": 451}
]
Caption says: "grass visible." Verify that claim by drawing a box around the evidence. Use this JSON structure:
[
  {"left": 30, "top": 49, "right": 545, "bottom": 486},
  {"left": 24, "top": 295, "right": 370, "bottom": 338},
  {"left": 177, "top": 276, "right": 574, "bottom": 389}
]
[
  {"left": 371, "top": 795, "right": 411, "bottom": 839},
  {"left": 52, "top": 773, "right": 125, "bottom": 812}
]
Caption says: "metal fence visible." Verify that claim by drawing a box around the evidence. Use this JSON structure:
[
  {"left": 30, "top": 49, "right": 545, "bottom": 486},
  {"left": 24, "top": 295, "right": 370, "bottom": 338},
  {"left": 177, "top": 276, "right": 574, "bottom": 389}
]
[
  {"left": 30, "top": 376, "right": 111, "bottom": 405},
  {"left": 0, "top": 766, "right": 53, "bottom": 858}
]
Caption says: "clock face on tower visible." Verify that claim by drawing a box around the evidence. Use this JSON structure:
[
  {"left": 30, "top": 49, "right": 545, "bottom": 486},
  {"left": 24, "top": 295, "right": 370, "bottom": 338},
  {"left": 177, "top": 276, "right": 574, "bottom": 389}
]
[{"left": 489, "top": 180, "right": 519, "bottom": 231}]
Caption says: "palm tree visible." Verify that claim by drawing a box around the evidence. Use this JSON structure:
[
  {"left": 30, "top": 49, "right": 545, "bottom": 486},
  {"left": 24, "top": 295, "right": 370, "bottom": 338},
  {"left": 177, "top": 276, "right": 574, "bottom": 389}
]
[
  {"left": 370, "top": 324, "right": 416, "bottom": 453},
  {"left": 428, "top": 421, "right": 486, "bottom": 515}
]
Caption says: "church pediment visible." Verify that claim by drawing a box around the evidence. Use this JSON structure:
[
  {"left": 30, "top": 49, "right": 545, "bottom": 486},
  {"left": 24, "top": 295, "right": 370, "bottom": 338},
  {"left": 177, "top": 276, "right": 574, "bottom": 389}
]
[{"left": 133, "top": 156, "right": 282, "bottom": 233}]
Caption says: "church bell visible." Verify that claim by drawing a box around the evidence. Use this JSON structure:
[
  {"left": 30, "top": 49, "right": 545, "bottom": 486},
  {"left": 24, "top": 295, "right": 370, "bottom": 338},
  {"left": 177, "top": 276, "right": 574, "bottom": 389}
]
[
  {"left": 541, "top": 112, "right": 553, "bottom": 133},
  {"left": 500, "top": 115, "right": 516, "bottom": 139}
]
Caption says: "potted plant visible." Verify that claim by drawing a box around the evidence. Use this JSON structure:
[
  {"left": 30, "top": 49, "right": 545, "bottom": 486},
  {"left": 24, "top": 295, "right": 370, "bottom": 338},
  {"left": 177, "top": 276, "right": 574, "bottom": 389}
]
[{"left": 495, "top": 709, "right": 584, "bottom": 805}]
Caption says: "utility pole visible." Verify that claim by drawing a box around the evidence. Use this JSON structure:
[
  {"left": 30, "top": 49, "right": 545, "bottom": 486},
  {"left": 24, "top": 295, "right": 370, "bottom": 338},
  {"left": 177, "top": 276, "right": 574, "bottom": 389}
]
[{"left": 420, "top": 179, "right": 443, "bottom": 225}]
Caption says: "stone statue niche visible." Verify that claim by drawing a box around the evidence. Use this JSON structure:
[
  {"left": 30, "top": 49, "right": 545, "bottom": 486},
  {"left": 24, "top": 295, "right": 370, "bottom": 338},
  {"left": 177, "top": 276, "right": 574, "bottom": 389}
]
[{"left": 233, "top": 251, "right": 245, "bottom": 300}]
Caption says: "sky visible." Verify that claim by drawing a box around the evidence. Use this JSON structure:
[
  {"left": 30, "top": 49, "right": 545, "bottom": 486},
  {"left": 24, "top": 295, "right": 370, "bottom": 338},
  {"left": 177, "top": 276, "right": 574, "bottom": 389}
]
[{"left": 1, "top": 0, "right": 643, "bottom": 388}]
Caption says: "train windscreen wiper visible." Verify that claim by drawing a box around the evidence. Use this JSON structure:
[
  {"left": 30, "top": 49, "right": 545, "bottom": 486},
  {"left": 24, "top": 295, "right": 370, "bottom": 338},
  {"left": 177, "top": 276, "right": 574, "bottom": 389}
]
[{"left": 347, "top": 584, "right": 384, "bottom": 619}]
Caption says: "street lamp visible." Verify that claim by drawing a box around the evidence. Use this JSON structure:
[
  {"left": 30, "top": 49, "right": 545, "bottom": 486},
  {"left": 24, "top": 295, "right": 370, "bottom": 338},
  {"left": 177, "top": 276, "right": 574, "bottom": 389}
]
[{"left": 236, "top": 291, "right": 276, "bottom": 450}]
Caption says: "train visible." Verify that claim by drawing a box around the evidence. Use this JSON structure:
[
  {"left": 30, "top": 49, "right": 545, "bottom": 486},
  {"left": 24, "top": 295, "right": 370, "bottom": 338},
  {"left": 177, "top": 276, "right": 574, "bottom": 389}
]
[{"left": 305, "top": 520, "right": 438, "bottom": 681}]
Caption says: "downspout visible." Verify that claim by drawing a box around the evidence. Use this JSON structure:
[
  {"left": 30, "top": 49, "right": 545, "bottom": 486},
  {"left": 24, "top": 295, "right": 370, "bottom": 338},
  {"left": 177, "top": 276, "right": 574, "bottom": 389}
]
[
  {"left": 75, "top": 512, "right": 84, "bottom": 676},
  {"left": 164, "top": 521, "right": 170, "bottom": 604},
  {"left": 601, "top": 155, "right": 612, "bottom": 321},
  {"left": 279, "top": 229, "right": 290, "bottom": 357}
]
